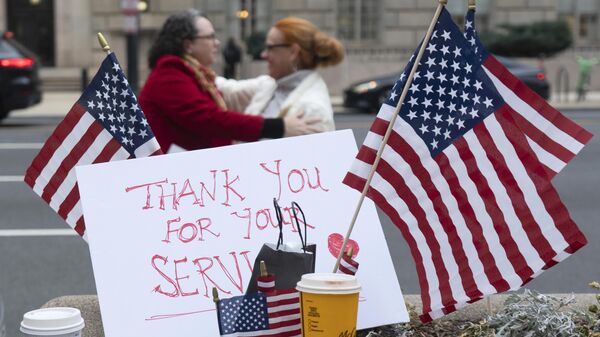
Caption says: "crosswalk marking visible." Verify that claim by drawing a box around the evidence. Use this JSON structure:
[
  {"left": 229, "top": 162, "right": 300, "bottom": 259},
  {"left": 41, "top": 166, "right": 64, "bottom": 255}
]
[
  {"left": 0, "top": 143, "right": 43, "bottom": 149},
  {"left": 0, "top": 176, "right": 24, "bottom": 182},
  {"left": 0, "top": 229, "right": 77, "bottom": 237}
]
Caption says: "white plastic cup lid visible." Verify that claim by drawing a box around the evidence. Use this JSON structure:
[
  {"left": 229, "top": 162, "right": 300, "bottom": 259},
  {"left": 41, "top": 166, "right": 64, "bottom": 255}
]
[
  {"left": 296, "top": 272, "right": 361, "bottom": 294},
  {"left": 20, "top": 307, "right": 85, "bottom": 336}
]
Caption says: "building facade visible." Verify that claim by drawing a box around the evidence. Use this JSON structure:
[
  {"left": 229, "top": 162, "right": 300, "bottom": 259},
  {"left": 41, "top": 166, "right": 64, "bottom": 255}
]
[{"left": 0, "top": 0, "right": 598, "bottom": 94}]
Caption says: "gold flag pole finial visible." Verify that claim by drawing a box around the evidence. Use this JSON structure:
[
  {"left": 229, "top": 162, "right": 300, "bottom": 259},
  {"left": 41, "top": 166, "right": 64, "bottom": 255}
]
[
  {"left": 439, "top": 0, "right": 448, "bottom": 4},
  {"left": 260, "top": 260, "right": 268, "bottom": 277},
  {"left": 468, "top": 0, "right": 476, "bottom": 10},
  {"left": 97, "top": 32, "right": 111, "bottom": 54},
  {"left": 212, "top": 287, "right": 220, "bottom": 304}
]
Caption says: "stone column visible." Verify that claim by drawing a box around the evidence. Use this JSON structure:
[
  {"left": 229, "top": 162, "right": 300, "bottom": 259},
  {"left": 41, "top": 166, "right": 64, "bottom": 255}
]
[
  {"left": 0, "top": 0, "right": 6, "bottom": 31},
  {"left": 55, "top": 0, "right": 93, "bottom": 68}
]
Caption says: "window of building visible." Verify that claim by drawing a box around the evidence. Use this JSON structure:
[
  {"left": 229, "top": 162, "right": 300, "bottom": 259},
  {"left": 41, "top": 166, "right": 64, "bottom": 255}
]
[
  {"left": 7, "top": 0, "right": 55, "bottom": 66},
  {"left": 337, "top": 0, "right": 380, "bottom": 42},
  {"left": 579, "top": 14, "right": 597, "bottom": 39}
]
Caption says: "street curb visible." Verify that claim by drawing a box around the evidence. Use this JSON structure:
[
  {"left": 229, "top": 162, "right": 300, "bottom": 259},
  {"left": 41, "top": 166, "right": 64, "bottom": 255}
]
[{"left": 41, "top": 293, "right": 598, "bottom": 337}]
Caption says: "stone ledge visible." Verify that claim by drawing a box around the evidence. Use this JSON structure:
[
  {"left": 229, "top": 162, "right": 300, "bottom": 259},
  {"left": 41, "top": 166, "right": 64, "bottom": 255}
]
[{"left": 42, "top": 294, "right": 598, "bottom": 337}]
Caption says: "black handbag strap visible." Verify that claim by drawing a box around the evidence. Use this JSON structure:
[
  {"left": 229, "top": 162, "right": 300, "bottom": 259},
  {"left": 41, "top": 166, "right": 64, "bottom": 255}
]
[
  {"left": 291, "top": 201, "right": 308, "bottom": 252},
  {"left": 273, "top": 198, "right": 284, "bottom": 249},
  {"left": 273, "top": 198, "right": 309, "bottom": 252}
]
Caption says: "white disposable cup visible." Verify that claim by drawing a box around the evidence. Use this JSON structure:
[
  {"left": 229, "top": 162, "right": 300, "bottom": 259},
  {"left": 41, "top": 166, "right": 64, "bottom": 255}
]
[{"left": 20, "top": 307, "right": 84, "bottom": 337}]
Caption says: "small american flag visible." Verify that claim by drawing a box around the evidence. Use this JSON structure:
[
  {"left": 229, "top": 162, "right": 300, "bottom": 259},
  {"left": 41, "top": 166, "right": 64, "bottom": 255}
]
[
  {"left": 216, "top": 288, "right": 301, "bottom": 337},
  {"left": 463, "top": 9, "right": 592, "bottom": 179},
  {"left": 24, "top": 53, "right": 162, "bottom": 240},
  {"left": 344, "top": 8, "right": 588, "bottom": 322}
]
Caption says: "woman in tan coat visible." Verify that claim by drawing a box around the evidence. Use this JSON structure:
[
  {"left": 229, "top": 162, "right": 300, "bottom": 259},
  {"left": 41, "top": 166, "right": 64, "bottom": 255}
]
[{"left": 218, "top": 16, "right": 344, "bottom": 134}]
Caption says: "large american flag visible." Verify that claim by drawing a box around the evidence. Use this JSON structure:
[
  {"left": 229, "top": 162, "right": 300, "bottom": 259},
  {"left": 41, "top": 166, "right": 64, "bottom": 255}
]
[
  {"left": 463, "top": 9, "right": 592, "bottom": 179},
  {"left": 24, "top": 53, "right": 162, "bottom": 240},
  {"left": 216, "top": 288, "right": 301, "bottom": 337},
  {"left": 343, "top": 8, "right": 588, "bottom": 322}
]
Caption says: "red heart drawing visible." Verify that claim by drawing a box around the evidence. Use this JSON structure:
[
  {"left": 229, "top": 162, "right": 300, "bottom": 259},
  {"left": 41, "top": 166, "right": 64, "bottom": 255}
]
[{"left": 328, "top": 233, "right": 360, "bottom": 259}]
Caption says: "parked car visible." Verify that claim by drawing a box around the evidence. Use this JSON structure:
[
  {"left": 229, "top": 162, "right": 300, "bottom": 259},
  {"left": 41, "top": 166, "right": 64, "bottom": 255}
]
[
  {"left": 0, "top": 31, "right": 42, "bottom": 121},
  {"left": 343, "top": 56, "right": 549, "bottom": 113}
]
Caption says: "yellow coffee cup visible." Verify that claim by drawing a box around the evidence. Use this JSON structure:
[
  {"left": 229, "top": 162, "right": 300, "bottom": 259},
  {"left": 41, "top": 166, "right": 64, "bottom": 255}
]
[{"left": 296, "top": 273, "right": 361, "bottom": 337}]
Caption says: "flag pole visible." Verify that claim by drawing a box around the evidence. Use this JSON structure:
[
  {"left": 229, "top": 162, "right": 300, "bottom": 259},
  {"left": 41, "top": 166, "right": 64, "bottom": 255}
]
[
  {"left": 333, "top": 0, "right": 447, "bottom": 273},
  {"left": 97, "top": 32, "right": 111, "bottom": 54},
  {"left": 212, "top": 287, "right": 219, "bottom": 304},
  {"left": 468, "top": 0, "right": 476, "bottom": 10}
]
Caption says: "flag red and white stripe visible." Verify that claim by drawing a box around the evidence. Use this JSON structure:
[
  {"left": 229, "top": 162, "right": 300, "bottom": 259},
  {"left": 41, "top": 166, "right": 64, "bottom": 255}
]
[
  {"left": 482, "top": 56, "right": 592, "bottom": 179},
  {"left": 257, "top": 274, "right": 276, "bottom": 293},
  {"left": 462, "top": 9, "right": 593, "bottom": 179},
  {"left": 262, "top": 289, "right": 302, "bottom": 337},
  {"left": 344, "top": 104, "right": 587, "bottom": 322},
  {"left": 337, "top": 254, "right": 359, "bottom": 276}
]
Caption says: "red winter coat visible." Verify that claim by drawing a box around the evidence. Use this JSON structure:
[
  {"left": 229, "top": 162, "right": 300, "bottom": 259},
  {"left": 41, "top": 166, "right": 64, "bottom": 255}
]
[{"left": 139, "top": 55, "right": 265, "bottom": 151}]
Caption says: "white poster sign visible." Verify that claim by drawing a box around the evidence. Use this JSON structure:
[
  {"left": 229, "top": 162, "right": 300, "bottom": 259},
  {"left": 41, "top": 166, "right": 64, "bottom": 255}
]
[{"left": 76, "top": 130, "right": 408, "bottom": 337}]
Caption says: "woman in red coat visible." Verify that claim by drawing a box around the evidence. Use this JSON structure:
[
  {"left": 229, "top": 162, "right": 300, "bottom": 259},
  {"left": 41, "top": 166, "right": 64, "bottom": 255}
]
[{"left": 139, "top": 9, "right": 320, "bottom": 152}]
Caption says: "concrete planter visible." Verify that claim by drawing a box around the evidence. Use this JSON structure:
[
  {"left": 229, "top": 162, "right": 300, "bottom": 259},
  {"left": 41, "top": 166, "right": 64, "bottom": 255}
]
[{"left": 42, "top": 293, "right": 598, "bottom": 337}]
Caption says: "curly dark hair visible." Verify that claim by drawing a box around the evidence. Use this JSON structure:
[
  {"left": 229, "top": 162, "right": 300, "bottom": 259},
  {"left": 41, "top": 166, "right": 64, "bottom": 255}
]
[{"left": 148, "top": 9, "right": 205, "bottom": 69}]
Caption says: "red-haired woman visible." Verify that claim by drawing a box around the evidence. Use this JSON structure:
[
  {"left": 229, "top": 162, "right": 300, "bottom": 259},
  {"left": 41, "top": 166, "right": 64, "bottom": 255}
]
[{"left": 218, "top": 17, "right": 345, "bottom": 133}]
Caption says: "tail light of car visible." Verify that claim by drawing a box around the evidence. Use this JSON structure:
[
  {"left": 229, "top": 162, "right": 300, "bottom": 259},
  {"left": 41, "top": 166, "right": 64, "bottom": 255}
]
[
  {"left": 0, "top": 57, "right": 34, "bottom": 68},
  {"left": 536, "top": 72, "right": 546, "bottom": 81}
]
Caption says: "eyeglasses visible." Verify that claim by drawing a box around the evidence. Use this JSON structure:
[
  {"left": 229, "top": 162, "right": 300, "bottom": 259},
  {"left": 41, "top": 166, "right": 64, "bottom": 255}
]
[
  {"left": 263, "top": 43, "right": 290, "bottom": 51},
  {"left": 193, "top": 33, "right": 217, "bottom": 41}
]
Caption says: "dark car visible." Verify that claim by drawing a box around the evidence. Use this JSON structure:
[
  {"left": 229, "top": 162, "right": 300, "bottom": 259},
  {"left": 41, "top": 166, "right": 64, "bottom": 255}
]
[
  {"left": 0, "top": 31, "right": 42, "bottom": 121},
  {"left": 343, "top": 56, "right": 549, "bottom": 113}
]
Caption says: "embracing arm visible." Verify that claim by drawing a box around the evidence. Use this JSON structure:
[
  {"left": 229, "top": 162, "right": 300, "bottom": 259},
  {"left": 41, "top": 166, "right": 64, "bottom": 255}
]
[
  {"left": 216, "top": 75, "right": 275, "bottom": 112},
  {"left": 149, "top": 61, "right": 275, "bottom": 141}
]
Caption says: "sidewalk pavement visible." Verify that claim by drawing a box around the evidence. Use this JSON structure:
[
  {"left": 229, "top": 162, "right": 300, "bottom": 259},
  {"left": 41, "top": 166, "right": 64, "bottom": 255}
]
[{"left": 8, "top": 91, "right": 600, "bottom": 119}]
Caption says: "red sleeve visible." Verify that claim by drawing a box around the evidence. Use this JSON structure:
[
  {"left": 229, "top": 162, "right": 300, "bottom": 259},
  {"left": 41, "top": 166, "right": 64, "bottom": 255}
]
[{"left": 147, "top": 59, "right": 264, "bottom": 142}]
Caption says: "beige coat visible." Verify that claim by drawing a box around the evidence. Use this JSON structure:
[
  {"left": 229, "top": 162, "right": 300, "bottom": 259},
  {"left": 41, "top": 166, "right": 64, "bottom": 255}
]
[{"left": 216, "top": 71, "right": 335, "bottom": 132}]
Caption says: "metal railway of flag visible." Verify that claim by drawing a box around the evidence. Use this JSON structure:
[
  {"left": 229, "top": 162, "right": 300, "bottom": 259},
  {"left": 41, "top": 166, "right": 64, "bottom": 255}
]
[
  {"left": 24, "top": 53, "right": 162, "bottom": 240},
  {"left": 216, "top": 288, "right": 301, "bottom": 337},
  {"left": 343, "top": 7, "right": 588, "bottom": 322}
]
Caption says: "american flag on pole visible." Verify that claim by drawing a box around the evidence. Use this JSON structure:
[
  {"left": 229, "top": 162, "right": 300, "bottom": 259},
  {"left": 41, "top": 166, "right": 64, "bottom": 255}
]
[
  {"left": 216, "top": 288, "right": 301, "bottom": 337},
  {"left": 24, "top": 53, "right": 162, "bottom": 240},
  {"left": 343, "top": 8, "right": 588, "bottom": 322},
  {"left": 462, "top": 9, "right": 593, "bottom": 179}
]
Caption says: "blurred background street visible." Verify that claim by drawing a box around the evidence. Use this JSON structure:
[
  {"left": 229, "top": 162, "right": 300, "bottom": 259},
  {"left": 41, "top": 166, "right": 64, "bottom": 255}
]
[{"left": 0, "top": 96, "right": 599, "bottom": 337}]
